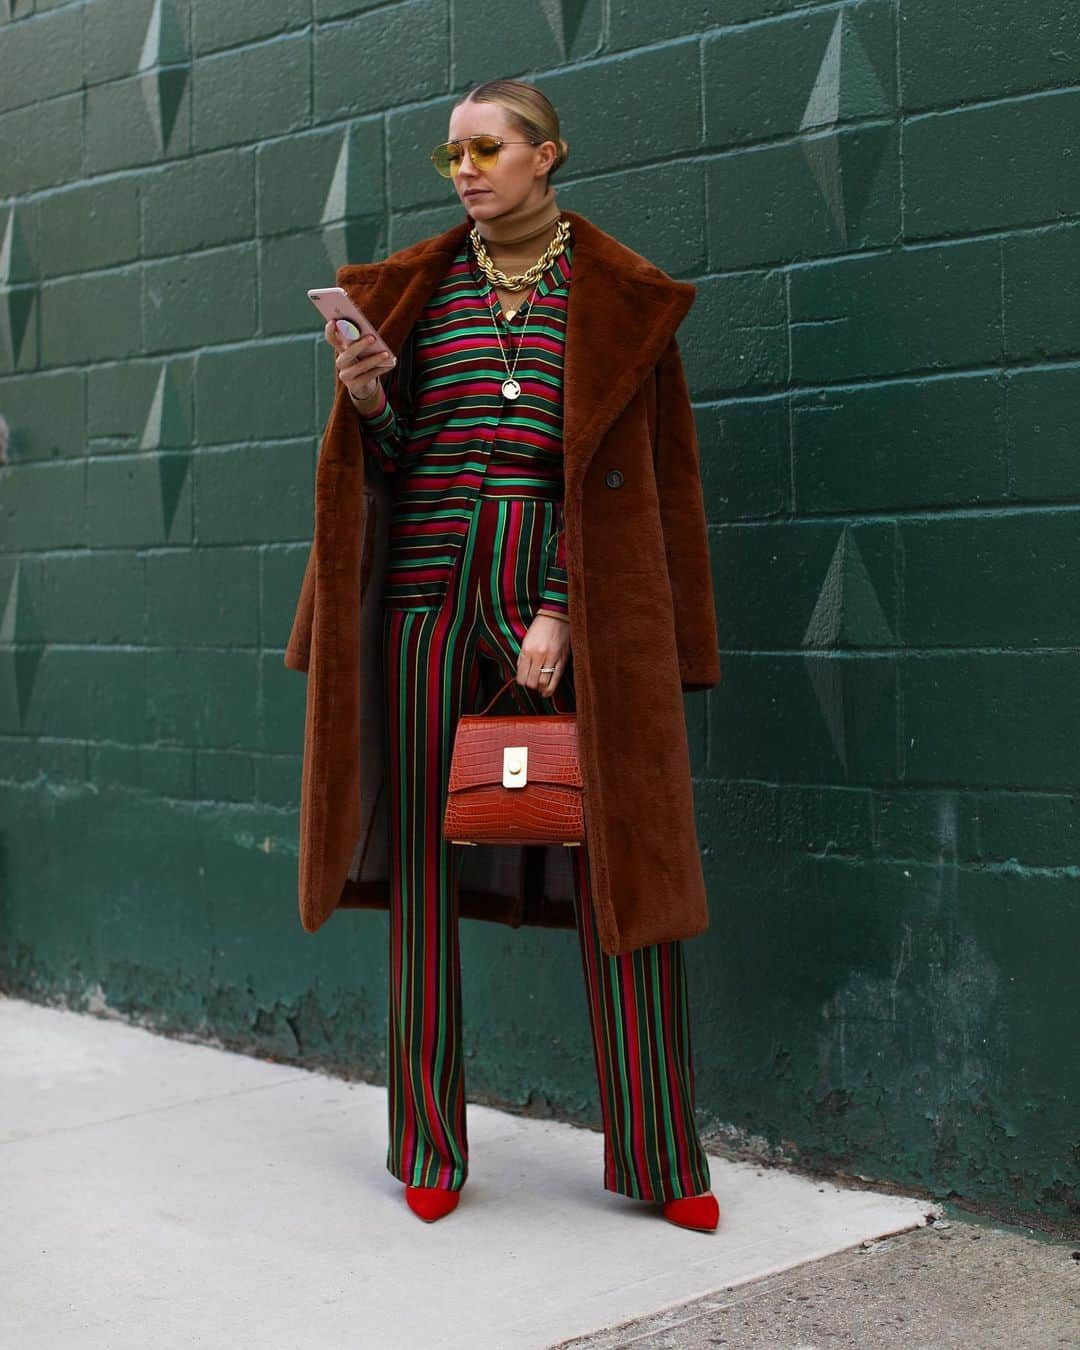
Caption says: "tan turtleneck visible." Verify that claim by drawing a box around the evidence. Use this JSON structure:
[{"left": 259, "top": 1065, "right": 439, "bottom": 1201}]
[{"left": 467, "top": 181, "right": 563, "bottom": 319}]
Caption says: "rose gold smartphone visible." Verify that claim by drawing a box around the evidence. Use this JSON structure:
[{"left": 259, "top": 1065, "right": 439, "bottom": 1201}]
[{"left": 307, "top": 286, "right": 392, "bottom": 355}]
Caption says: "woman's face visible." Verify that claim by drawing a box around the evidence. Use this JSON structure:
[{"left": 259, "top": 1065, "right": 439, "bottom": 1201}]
[{"left": 446, "top": 100, "right": 556, "bottom": 218}]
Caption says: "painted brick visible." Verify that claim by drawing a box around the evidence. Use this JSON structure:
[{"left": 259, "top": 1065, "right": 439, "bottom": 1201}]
[
  {"left": 708, "top": 124, "right": 900, "bottom": 269},
  {"left": 83, "top": 0, "right": 189, "bottom": 85},
  {"left": 142, "top": 244, "right": 257, "bottom": 353},
  {"left": 906, "top": 91, "right": 1080, "bottom": 238},
  {"left": 144, "top": 547, "right": 259, "bottom": 647},
  {"left": 193, "top": 0, "right": 309, "bottom": 55},
  {"left": 41, "top": 268, "right": 143, "bottom": 366},
  {"left": 695, "top": 397, "right": 790, "bottom": 521},
  {"left": 258, "top": 121, "right": 384, "bottom": 236},
  {"left": 259, "top": 650, "right": 307, "bottom": 754},
  {"left": 0, "top": 3, "right": 84, "bottom": 113},
  {"left": 260, "top": 231, "right": 345, "bottom": 337},
  {"left": 87, "top": 358, "right": 194, "bottom": 450},
  {"left": 899, "top": 0, "right": 1080, "bottom": 111},
  {"left": 142, "top": 150, "right": 255, "bottom": 256},
  {"left": 195, "top": 338, "right": 313, "bottom": 444},
  {"left": 314, "top": 0, "right": 383, "bottom": 18},
  {"left": 0, "top": 461, "right": 85, "bottom": 550},
  {"left": 789, "top": 240, "right": 1001, "bottom": 383},
  {"left": 558, "top": 159, "right": 706, "bottom": 278},
  {"left": 389, "top": 196, "right": 471, "bottom": 251},
  {"left": 452, "top": 0, "right": 602, "bottom": 80},
  {"left": 261, "top": 544, "right": 311, "bottom": 650},
  {"left": 793, "top": 374, "right": 1007, "bottom": 512},
  {"left": 712, "top": 519, "right": 898, "bottom": 651},
  {"left": 254, "top": 753, "right": 301, "bottom": 808},
  {"left": 680, "top": 272, "right": 788, "bottom": 397},
  {"left": 36, "top": 649, "right": 147, "bottom": 742},
  {"left": 88, "top": 744, "right": 196, "bottom": 798},
  {"left": 194, "top": 442, "right": 314, "bottom": 545},
  {"left": 900, "top": 512, "right": 1080, "bottom": 648},
  {"left": 85, "top": 75, "right": 193, "bottom": 174},
  {"left": 145, "top": 648, "right": 258, "bottom": 748},
  {"left": 902, "top": 653, "right": 1080, "bottom": 790},
  {"left": 387, "top": 96, "right": 464, "bottom": 213},
  {"left": 705, "top": 1, "right": 895, "bottom": 149},
  {"left": 0, "top": 92, "right": 82, "bottom": 195},
  {"left": 541, "top": 45, "right": 702, "bottom": 178},
  {"left": 313, "top": 1, "right": 446, "bottom": 121},
  {"left": 195, "top": 750, "right": 255, "bottom": 802},
  {"left": 30, "top": 551, "right": 146, "bottom": 643},
  {"left": 193, "top": 34, "right": 309, "bottom": 152},
  {"left": 86, "top": 453, "right": 193, "bottom": 546},
  {"left": 610, "top": 0, "right": 834, "bottom": 51},
  {"left": 36, "top": 178, "right": 141, "bottom": 277},
  {"left": 709, "top": 651, "right": 899, "bottom": 784},
  {"left": 1003, "top": 223, "right": 1080, "bottom": 361},
  {"left": 0, "top": 370, "right": 86, "bottom": 461},
  {"left": 1007, "top": 366, "right": 1080, "bottom": 502},
  {"left": 956, "top": 791, "right": 1080, "bottom": 868}
]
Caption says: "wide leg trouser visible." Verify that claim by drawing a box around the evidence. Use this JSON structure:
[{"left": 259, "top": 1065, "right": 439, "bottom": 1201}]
[{"left": 381, "top": 492, "right": 712, "bottom": 1201}]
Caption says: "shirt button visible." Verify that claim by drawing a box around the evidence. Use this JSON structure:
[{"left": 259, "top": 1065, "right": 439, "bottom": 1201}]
[{"left": 605, "top": 469, "right": 624, "bottom": 489}]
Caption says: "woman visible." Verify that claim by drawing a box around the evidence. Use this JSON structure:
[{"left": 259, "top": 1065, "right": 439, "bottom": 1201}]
[{"left": 291, "top": 78, "right": 722, "bottom": 1232}]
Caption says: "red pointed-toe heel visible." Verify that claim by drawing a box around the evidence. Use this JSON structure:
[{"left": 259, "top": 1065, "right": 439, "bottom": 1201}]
[
  {"left": 662, "top": 1190, "right": 720, "bottom": 1232},
  {"left": 405, "top": 1184, "right": 461, "bottom": 1223}
]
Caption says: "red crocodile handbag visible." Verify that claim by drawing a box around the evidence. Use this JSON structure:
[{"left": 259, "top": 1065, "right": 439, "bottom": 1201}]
[{"left": 442, "top": 674, "right": 585, "bottom": 848}]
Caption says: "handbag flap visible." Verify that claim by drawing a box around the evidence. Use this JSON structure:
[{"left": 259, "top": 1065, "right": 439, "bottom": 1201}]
[{"left": 447, "top": 715, "right": 582, "bottom": 792}]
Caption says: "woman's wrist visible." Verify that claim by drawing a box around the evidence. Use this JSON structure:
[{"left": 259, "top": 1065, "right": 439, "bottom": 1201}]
[
  {"left": 537, "top": 606, "right": 570, "bottom": 622},
  {"left": 348, "top": 381, "right": 386, "bottom": 417}
]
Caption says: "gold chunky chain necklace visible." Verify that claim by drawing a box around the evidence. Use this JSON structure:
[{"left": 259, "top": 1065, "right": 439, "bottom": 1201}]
[{"left": 469, "top": 217, "right": 571, "bottom": 293}]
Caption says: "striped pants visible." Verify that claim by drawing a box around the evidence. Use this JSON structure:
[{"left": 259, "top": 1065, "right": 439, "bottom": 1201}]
[{"left": 381, "top": 489, "right": 711, "bottom": 1201}]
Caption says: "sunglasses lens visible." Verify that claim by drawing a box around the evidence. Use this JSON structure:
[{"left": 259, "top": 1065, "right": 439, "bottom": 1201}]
[
  {"left": 432, "top": 143, "right": 460, "bottom": 177},
  {"left": 470, "top": 136, "right": 502, "bottom": 168}
]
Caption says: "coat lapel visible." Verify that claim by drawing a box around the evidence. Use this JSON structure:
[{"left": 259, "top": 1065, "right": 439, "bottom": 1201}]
[{"left": 336, "top": 208, "right": 696, "bottom": 492}]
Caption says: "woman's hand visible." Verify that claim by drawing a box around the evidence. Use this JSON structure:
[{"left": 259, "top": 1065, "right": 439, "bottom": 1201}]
[
  {"left": 517, "top": 612, "right": 571, "bottom": 697},
  {"left": 324, "top": 319, "right": 396, "bottom": 406}
]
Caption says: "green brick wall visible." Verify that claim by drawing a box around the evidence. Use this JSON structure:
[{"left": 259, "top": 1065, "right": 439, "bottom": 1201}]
[{"left": 1, "top": 0, "right": 1077, "bottom": 1233}]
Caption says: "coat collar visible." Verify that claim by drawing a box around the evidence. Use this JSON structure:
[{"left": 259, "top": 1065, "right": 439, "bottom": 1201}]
[{"left": 335, "top": 208, "right": 696, "bottom": 492}]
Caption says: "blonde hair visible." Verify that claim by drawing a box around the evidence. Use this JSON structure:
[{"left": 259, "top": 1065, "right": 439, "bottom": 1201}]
[{"left": 455, "top": 79, "right": 569, "bottom": 182}]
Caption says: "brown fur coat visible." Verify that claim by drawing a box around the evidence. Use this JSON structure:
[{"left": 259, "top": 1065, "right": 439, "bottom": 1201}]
[{"left": 285, "top": 208, "right": 721, "bottom": 956}]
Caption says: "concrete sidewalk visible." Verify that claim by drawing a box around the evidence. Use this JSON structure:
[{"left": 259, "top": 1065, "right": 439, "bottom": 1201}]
[{"left": 1, "top": 995, "right": 936, "bottom": 1349}]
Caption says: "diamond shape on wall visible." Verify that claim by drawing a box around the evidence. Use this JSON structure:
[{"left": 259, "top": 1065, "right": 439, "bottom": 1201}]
[
  {"left": 802, "top": 527, "right": 895, "bottom": 773},
  {"left": 140, "top": 366, "right": 190, "bottom": 451},
  {"left": 539, "top": 0, "right": 589, "bottom": 61},
  {"left": 1, "top": 563, "right": 43, "bottom": 728},
  {"left": 321, "top": 130, "right": 384, "bottom": 271},
  {"left": 138, "top": 0, "right": 189, "bottom": 155},
  {"left": 800, "top": 12, "right": 891, "bottom": 245},
  {"left": 1, "top": 209, "right": 37, "bottom": 368}
]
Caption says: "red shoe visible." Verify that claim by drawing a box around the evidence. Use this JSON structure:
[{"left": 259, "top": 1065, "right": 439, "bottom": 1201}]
[
  {"left": 405, "top": 1184, "right": 461, "bottom": 1223},
  {"left": 662, "top": 1191, "right": 720, "bottom": 1232}
]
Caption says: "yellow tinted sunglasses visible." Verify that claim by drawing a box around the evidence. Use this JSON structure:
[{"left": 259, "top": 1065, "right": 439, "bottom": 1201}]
[{"left": 430, "top": 134, "right": 542, "bottom": 178}]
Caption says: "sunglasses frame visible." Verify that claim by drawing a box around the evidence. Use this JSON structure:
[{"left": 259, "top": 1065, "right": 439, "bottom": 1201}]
[{"left": 430, "top": 133, "right": 546, "bottom": 177}]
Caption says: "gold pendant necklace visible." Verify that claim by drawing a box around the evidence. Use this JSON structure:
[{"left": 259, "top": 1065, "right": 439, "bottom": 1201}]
[{"left": 471, "top": 218, "right": 570, "bottom": 400}]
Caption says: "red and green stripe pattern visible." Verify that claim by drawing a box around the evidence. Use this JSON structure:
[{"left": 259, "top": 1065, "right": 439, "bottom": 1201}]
[
  {"left": 382, "top": 492, "right": 712, "bottom": 1201},
  {"left": 356, "top": 234, "right": 572, "bottom": 613}
]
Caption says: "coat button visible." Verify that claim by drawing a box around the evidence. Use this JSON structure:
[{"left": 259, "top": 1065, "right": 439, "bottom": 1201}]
[{"left": 605, "top": 469, "right": 624, "bottom": 489}]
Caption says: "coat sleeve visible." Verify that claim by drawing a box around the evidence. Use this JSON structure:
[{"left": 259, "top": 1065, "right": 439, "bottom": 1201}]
[
  {"left": 283, "top": 325, "right": 415, "bottom": 675},
  {"left": 654, "top": 333, "right": 721, "bottom": 693}
]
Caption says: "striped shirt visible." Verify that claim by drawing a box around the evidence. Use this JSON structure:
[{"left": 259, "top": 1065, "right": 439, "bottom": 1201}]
[{"left": 355, "top": 232, "right": 572, "bottom": 613}]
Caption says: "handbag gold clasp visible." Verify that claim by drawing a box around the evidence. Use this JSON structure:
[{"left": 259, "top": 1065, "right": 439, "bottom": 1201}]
[{"left": 503, "top": 745, "right": 528, "bottom": 788}]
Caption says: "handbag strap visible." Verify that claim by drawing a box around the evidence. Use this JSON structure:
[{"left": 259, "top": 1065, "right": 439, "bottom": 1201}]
[{"left": 476, "top": 673, "right": 524, "bottom": 717}]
